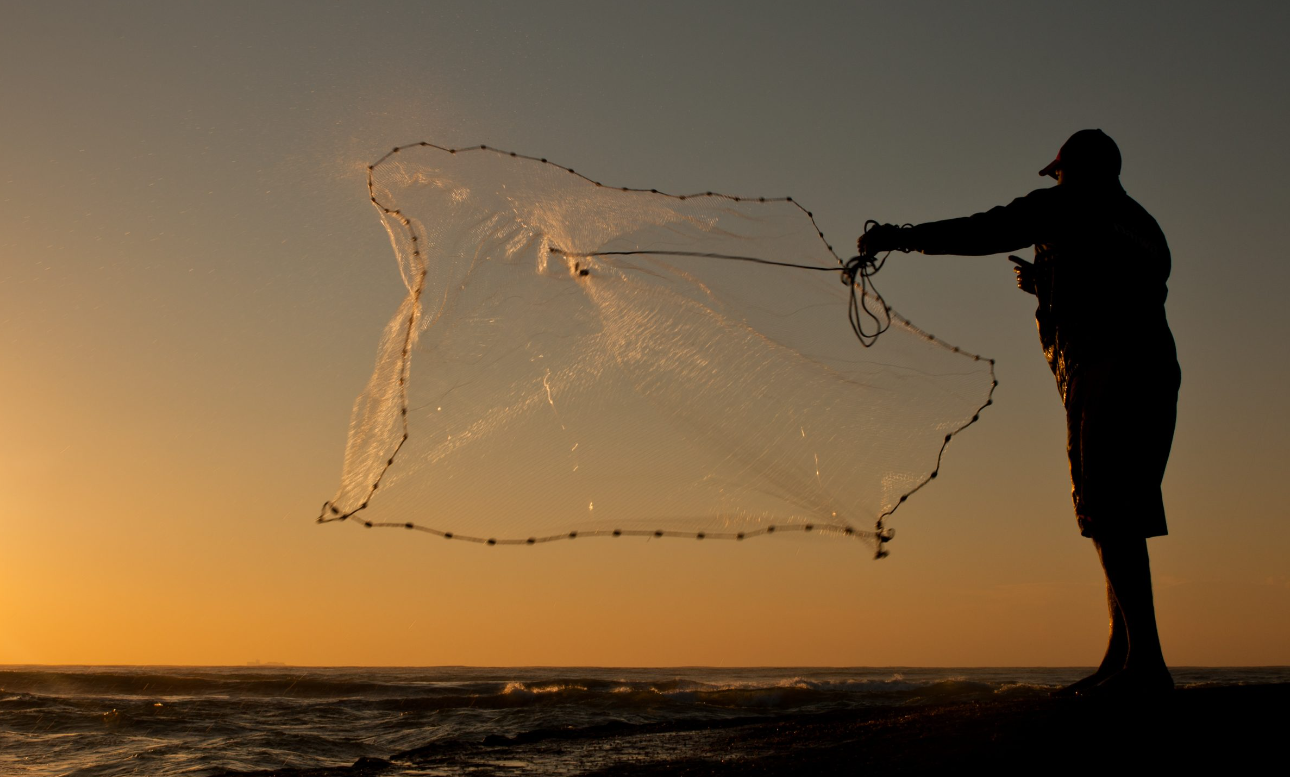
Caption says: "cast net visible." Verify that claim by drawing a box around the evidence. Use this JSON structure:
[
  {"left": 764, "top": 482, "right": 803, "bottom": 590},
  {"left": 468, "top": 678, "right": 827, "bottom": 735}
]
[{"left": 319, "top": 143, "right": 996, "bottom": 557}]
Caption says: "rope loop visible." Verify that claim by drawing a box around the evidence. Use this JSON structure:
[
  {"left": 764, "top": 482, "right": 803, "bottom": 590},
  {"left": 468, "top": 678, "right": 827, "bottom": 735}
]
[{"left": 839, "top": 220, "right": 900, "bottom": 347}]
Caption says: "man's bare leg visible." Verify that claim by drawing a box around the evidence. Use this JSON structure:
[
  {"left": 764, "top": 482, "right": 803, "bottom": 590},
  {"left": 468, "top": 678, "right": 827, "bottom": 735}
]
[
  {"left": 1058, "top": 575, "right": 1128, "bottom": 694},
  {"left": 1091, "top": 535, "right": 1173, "bottom": 693}
]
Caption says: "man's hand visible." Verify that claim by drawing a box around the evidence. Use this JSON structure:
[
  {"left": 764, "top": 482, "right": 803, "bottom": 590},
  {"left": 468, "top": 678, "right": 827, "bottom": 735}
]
[
  {"left": 1009, "top": 255, "right": 1036, "bottom": 295},
  {"left": 856, "top": 223, "right": 903, "bottom": 258}
]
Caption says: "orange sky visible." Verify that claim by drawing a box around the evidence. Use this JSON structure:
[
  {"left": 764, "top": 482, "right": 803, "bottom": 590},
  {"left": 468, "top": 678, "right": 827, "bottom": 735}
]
[{"left": 1, "top": 1, "right": 1287, "bottom": 666}]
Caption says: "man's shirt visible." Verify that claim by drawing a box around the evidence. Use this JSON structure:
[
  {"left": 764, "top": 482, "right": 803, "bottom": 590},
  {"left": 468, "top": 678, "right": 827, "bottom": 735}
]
[{"left": 906, "top": 183, "right": 1176, "bottom": 399}]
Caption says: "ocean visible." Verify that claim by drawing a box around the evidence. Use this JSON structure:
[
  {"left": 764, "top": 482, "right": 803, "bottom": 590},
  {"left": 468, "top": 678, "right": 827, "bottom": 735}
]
[{"left": 2, "top": 665, "right": 1285, "bottom": 776}]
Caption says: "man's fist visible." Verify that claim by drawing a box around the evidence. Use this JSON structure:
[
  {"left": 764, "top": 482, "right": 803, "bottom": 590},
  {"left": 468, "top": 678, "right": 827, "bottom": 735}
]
[{"left": 856, "top": 223, "right": 903, "bottom": 258}]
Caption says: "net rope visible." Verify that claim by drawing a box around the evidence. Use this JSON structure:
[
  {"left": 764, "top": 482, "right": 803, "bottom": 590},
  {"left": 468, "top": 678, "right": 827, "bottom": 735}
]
[{"left": 319, "top": 142, "right": 997, "bottom": 558}]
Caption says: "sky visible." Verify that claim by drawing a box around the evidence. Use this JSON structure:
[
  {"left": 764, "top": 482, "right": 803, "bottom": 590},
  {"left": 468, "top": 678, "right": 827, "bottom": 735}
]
[{"left": 1, "top": 0, "right": 1287, "bottom": 667}]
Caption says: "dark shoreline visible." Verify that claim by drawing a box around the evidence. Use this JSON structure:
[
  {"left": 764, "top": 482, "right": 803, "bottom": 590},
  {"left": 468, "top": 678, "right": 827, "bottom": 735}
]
[
  {"left": 582, "top": 683, "right": 1289, "bottom": 775},
  {"left": 230, "top": 683, "right": 1288, "bottom": 776}
]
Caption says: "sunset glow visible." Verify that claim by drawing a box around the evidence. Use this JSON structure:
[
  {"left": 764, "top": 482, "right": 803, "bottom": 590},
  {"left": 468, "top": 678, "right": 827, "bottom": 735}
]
[{"left": 1, "top": 1, "right": 1287, "bottom": 670}]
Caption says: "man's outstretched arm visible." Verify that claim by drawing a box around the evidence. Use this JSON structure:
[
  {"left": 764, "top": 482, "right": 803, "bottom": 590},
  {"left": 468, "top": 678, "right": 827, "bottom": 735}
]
[{"left": 859, "top": 189, "right": 1053, "bottom": 258}]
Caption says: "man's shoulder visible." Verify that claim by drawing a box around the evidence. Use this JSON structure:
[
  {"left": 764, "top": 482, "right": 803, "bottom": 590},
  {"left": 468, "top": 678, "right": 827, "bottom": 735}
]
[{"left": 1005, "top": 185, "right": 1065, "bottom": 213}]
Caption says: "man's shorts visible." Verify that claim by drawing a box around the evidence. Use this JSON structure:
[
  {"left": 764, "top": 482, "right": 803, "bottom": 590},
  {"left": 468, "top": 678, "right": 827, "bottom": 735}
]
[{"left": 1065, "top": 359, "right": 1181, "bottom": 540}]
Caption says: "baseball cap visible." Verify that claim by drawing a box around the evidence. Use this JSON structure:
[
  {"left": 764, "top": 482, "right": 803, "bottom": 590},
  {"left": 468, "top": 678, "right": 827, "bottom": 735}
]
[{"left": 1039, "top": 129, "right": 1122, "bottom": 179}]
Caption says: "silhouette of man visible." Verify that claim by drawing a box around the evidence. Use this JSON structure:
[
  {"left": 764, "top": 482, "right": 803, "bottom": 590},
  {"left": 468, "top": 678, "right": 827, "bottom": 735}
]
[{"left": 859, "top": 130, "right": 1180, "bottom": 695}]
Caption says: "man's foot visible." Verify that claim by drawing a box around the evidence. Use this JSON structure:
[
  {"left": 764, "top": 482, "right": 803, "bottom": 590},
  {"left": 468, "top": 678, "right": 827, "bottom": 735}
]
[
  {"left": 1085, "top": 665, "right": 1174, "bottom": 698},
  {"left": 1052, "top": 668, "right": 1118, "bottom": 698}
]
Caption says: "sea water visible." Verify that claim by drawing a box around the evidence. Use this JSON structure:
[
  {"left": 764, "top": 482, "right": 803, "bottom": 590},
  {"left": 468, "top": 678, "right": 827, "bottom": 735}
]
[{"left": 2, "top": 666, "right": 1284, "bottom": 776}]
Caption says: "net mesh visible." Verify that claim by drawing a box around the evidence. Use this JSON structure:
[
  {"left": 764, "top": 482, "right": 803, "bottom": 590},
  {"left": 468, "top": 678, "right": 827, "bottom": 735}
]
[{"left": 319, "top": 143, "right": 996, "bottom": 557}]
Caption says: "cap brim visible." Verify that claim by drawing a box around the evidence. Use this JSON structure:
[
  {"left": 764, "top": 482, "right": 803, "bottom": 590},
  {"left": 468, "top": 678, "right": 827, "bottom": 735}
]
[{"left": 1039, "top": 158, "right": 1060, "bottom": 179}]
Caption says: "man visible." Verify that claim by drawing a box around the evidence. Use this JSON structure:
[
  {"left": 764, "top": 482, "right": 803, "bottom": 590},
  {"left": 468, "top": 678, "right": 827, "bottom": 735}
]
[{"left": 859, "top": 130, "right": 1180, "bottom": 695}]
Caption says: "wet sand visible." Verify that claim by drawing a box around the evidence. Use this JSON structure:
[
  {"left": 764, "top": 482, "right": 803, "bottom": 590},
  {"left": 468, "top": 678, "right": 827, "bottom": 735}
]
[{"left": 580, "top": 683, "right": 1288, "bottom": 775}]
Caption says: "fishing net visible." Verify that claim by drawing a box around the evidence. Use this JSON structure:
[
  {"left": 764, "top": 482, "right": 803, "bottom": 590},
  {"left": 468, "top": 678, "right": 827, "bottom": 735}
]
[{"left": 319, "top": 143, "right": 995, "bottom": 557}]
